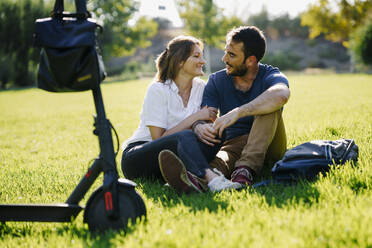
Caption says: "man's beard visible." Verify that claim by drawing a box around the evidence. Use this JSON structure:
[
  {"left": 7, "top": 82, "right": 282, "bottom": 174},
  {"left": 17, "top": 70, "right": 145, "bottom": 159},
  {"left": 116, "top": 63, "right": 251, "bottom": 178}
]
[{"left": 226, "top": 62, "right": 247, "bottom": 76}]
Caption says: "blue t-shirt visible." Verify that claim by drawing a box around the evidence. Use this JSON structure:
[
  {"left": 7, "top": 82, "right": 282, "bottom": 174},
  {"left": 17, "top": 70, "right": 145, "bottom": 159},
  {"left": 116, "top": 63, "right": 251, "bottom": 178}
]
[{"left": 202, "top": 63, "right": 289, "bottom": 140}]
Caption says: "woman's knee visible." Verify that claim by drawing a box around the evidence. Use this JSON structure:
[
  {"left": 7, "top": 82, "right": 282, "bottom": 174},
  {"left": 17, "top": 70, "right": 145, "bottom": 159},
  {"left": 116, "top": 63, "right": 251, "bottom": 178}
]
[
  {"left": 121, "top": 152, "right": 136, "bottom": 179},
  {"left": 176, "top": 129, "right": 197, "bottom": 141}
]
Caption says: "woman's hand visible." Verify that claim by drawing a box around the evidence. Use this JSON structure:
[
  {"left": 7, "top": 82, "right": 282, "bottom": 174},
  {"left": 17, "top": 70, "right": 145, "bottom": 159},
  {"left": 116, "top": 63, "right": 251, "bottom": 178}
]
[
  {"left": 149, "top": 107, "right": 217, "bottom": 140},
  {"left": 197, "top": 106, "right": 218, "bottom": 121}
]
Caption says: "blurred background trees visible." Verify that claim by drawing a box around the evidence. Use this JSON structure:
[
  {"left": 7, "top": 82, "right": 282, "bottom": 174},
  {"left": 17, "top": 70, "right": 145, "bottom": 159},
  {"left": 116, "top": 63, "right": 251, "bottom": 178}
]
[
  {"left": 0, "top": 0, "right": 371, "bottom": 89},
  {"left": 351, "top": 16, "right": 372, "bottom": 66},
  {"left": 177, "top": 0, "right": 242, "bottom": 73},
  {"left": 301, "top": 0, "right": 372, "bottom": 71},
  {"left": 301, "top": 0, "right": 372, "bottom": 47},
  {"left": 0, "top": 0, "right": 157, "bottom": 88},
  {"left": 89, "top": 0, "right": 157, "bottom": 58},
  {"left": 0, "top": 0, "right": 50, "bottom": 88}
]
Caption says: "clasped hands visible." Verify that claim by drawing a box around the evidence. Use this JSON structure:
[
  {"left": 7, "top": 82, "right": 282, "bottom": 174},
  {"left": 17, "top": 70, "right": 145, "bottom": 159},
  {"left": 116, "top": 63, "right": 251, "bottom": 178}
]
[{"left": 194, "top": 107, "right": 240, "bottom": 146}]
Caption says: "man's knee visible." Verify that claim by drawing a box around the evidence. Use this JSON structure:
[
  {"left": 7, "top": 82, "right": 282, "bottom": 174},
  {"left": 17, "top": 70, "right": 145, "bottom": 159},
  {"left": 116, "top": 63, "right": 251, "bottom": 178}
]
[
  {"left": 253, "top": 109, "right": 282, "bottom": 123},
  {"left": 235, "top": 110, "right": 286, "bottom": 174}
]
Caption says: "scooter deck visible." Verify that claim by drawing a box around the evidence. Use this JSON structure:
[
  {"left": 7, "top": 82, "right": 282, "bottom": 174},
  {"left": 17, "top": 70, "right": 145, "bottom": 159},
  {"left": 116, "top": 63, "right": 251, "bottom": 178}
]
[{"left": 0, "top": 203, "right": 83, "bottom": 222}]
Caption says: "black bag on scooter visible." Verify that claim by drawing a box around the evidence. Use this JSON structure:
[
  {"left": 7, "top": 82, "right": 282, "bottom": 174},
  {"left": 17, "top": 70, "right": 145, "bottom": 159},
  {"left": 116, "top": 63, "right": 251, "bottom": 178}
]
[
  {"left": 254, "top": 139, "right": 359, "bottom": 187},
  {"left": 34, "top": 0, "right": 106, "bottom": 92}
]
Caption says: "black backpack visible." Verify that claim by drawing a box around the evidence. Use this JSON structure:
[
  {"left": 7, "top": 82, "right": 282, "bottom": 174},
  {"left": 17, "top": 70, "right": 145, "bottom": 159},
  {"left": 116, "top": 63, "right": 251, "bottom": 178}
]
[
  {"left": 254, "top": 139, "right": 358, "bottom": 187},
  {"left": 33, "top": 0, "right": 106, "bottom": 92}
]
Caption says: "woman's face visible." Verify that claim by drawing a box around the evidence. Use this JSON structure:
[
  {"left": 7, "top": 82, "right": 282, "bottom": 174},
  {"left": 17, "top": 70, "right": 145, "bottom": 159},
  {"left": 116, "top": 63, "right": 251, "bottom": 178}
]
[{"left": 180, "top": 45, "right": 206, "bottom": 77}]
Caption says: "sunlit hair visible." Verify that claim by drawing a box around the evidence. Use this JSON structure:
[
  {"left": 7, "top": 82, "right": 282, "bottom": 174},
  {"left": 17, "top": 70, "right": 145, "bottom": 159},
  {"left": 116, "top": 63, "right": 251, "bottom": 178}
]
[
  {"left": 227, "top": 26, "right": 266, "bottom": 62},
  {"left": 155, "top": 35, "right": 203, "bottom": 82}
]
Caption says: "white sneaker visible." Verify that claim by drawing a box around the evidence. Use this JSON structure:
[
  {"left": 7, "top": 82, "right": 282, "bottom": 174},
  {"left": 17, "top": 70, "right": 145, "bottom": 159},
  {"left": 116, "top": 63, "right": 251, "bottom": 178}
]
[{"left": 207, "top": 169, "right": 242, "bottom": 192}]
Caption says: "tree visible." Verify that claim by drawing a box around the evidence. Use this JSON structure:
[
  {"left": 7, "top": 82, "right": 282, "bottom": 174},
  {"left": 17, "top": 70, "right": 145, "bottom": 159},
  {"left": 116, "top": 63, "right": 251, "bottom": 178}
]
[
  {"left": 0, "top": 0, "right": 50, "bottom": 87},
  {"left": 351, "top": 17, "right": 372, "bottom": 65},
  {"left": 177, "top": 0, "right": 242, "bottom": 73},
  {"left": 247, "top": 9, "right": 309, "bottom": 40},
  {"left": 89, "top": 0, "right": 158, "bottom": 58},
  {"left": 247, "top": 7, "right": 270, "bottom": 31},
  {"left": 0, "top": 0, "right": 158, "bottom": 87},
  {"left": 301, "top": 0, "right": 372, "bottom": 47}
]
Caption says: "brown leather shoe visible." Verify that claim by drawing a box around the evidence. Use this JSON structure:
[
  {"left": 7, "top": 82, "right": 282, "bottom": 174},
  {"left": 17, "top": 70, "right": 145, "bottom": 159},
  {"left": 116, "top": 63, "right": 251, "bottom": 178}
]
[{"left": 158, "top": 149, "right": 203, "bottom": 194}]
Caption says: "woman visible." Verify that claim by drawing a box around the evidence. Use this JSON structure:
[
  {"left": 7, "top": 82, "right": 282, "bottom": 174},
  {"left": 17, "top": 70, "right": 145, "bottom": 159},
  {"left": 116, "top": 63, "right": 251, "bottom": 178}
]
[{"left": 121, "top": 36, "right": 240, "bottom": 193}]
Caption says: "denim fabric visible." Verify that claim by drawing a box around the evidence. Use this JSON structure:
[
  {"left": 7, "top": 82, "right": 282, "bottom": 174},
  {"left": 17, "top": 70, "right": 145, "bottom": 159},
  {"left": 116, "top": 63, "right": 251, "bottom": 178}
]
[{"left": 121, "top": 130, "right": 220, "bottom": 181}]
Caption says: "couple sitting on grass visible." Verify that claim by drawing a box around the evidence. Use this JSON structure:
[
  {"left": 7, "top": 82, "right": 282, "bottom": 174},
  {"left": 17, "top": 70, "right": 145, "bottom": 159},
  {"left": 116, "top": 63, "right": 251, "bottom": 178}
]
[{"left": 121, "top": 26, "right": 290, "bottom": 193}]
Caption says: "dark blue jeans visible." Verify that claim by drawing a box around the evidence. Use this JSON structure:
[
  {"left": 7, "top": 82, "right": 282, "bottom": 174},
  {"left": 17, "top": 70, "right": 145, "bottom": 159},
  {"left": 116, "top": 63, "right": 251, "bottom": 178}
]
[{"left": 121, "top": 130, "right": 221, "bottom": 181}]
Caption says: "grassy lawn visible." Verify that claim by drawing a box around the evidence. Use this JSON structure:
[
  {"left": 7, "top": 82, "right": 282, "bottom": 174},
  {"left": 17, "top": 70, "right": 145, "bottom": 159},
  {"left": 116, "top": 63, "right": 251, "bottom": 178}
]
[{"left": 0, "top": 74, "right": 371, "bottom": 247}]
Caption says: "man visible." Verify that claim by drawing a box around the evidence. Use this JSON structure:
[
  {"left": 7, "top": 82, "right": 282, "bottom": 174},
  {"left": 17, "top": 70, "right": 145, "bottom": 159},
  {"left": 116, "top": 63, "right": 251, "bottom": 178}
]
[
  {"left": 193, "top": 25, "right": 290, "bottom": 186},
  {"left": 158, "top": 26, "right": 290, "bottom": 192}
]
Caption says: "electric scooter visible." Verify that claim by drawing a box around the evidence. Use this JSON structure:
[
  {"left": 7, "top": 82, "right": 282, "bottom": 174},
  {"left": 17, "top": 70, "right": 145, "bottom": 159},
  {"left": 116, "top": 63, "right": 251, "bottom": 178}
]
[
  {"left": 0, "top": 85, "right": 146, "bottom": 232},
  {"left": 0, "top": 0, "right": 146, "bottom": 233}
]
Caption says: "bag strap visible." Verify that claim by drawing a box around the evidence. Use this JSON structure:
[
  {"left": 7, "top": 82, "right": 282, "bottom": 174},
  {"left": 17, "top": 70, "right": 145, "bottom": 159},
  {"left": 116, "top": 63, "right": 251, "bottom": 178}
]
[
  {"left": 52, "top": 0, "right": 90, "bottom": 19},
  {"left": 53, "top": 0, "right": 64, "bottom": 14},
  {"left": 75, "top": 0, "right": 87, "bottom": 14},
  {"left": 340, "top": 139, "right": 355, "bottom": 164}
]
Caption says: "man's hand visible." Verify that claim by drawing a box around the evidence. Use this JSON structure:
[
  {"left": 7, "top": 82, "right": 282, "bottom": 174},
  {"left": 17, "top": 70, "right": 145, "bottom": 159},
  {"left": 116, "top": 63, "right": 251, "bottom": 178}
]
[
  {"left": 213, "top": 107, "right": 240, "bottom": 138},
  {"left": 194, "top": 123, "right": 221, "bottom": 146}
]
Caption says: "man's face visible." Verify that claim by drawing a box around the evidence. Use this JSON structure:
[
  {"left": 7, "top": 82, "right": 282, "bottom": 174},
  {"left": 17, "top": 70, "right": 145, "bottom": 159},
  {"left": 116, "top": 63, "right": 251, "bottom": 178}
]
[{"left": 222, "top": 40, "right": 247, "bottom": 76}]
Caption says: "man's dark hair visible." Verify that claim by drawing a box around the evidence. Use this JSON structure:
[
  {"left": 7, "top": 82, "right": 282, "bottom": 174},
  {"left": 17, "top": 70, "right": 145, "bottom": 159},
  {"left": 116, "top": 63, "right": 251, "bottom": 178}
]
[{"left": 227, "top": 26, "right": 266, "bottom": 62}]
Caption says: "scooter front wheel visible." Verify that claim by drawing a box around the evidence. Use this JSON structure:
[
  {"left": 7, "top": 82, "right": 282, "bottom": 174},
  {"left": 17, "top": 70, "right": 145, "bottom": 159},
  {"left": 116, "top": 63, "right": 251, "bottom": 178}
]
[{"left": 84, "top": 184, "right": 146, "bottom": 232}]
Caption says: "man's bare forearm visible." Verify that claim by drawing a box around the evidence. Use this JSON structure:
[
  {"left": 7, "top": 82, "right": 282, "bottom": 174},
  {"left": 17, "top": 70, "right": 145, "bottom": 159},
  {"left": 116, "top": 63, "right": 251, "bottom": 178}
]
[{"left": 238, "top": 83, "right": 290, "bottom": 118}]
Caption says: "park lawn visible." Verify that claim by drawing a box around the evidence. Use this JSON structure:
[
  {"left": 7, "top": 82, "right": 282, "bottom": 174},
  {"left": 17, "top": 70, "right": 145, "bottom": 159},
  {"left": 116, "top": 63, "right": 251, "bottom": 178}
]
[{"left": 0, "top": 74, "right": 371, "bottom": 247}]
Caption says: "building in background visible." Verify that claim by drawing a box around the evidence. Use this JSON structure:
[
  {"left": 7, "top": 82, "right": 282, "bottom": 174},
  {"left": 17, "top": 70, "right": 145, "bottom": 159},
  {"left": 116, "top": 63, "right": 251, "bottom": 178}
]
[{"left": 136, "top": 0, "right": 183, "bottom": 28}]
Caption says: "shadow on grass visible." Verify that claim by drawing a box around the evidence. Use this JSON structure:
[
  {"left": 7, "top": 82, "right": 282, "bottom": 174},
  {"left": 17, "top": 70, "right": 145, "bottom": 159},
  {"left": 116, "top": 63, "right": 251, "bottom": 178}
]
[
  {"left": 55, "top": 224, "right": 128, "bottom": 248},
  {"left": 0, "top": 220, "right": 140, "bottom": 247},
  {"left": 0, "top": 221, "right": 33, "bottom": 237},
  {"left": 137, "top": 179, "right": 229, "bottom": 213},
  {"left": 251, "top": 160, "right": 368, "bottom": 208},
  {"left": 251, "top": 180, "right": 321, "bottom": 208},
  {"left": 240, "top": 161, "right": 320, "bottom": 208}
]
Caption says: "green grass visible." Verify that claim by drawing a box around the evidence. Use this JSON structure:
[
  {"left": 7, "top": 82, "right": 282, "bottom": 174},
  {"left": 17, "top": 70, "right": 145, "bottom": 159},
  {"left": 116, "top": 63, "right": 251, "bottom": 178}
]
[{"left": 0, "top": 74, "right": 371, "bottom": 247}]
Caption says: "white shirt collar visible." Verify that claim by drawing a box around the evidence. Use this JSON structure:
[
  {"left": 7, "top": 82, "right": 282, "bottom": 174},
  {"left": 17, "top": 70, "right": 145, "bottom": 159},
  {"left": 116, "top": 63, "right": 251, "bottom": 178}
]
[
  {"left": 165, "top": 78, "right": 201, "bottom": 94},
  {"left": 164, "top": 79, "right": 179, "bottom": 93}
]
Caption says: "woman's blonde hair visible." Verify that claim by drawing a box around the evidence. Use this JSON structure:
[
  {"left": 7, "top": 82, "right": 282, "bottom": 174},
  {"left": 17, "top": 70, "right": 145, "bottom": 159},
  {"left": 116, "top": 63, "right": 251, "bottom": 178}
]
[{"left": 155, "top": 35, "right": 203, "bottom": 82}]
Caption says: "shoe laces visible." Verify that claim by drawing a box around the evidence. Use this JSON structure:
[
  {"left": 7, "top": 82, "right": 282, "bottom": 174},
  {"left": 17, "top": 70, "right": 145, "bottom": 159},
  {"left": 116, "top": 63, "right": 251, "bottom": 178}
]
[
  {"left": 231, "top": 166, "right": 253, "bottom": 182},
  {"left": 212, "top": 168, "right": 224, "bottom": 176}
]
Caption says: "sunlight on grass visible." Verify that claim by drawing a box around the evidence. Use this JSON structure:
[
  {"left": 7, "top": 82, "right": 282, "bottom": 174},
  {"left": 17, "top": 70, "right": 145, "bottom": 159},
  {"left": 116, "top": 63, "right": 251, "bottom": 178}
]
[{"left": 0, "top": 74, "right": 371, "bottom": 247}]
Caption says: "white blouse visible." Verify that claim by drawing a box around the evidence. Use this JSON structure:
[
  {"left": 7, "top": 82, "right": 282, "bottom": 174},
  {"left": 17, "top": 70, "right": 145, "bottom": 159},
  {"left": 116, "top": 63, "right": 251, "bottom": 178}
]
[{"left": 122, "top": 78, "right": 205, "bottom": 149}]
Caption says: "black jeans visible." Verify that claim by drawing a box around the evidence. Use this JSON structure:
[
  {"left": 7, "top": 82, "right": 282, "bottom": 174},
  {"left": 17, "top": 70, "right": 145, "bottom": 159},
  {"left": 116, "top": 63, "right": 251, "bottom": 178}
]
[{"left": 121, "top": 130, "right": 221, "bottom": 181}]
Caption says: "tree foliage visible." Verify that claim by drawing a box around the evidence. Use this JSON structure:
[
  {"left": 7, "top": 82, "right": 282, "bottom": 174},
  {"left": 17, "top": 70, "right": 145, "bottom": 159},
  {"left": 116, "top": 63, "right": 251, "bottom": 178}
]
[
  {"left": 177, "top": 0, "right": 242, "bottom": 49},
  {"left": 0, "top": 0, "right": 51, "bottom": 87},
  {"left": 177, "top": 0, "right": 242, "bottom": 73},
  {"left": 301, "top": 0, "right": 372, "bottom": 46},
  {"left": 247, "top": 8, "right": 309, "bottom": 39},
  {"left": 247, "top": 7, "right": 270, "bottom": 31},
  {"left": 89, "top": 0, "right": 157, "bottom": 58},
  {"left": 0, "top": 0, "right": 158, "bottom": 87},
  {"left": 351, "top": 17, "right": 372, "bottom": 65}
]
